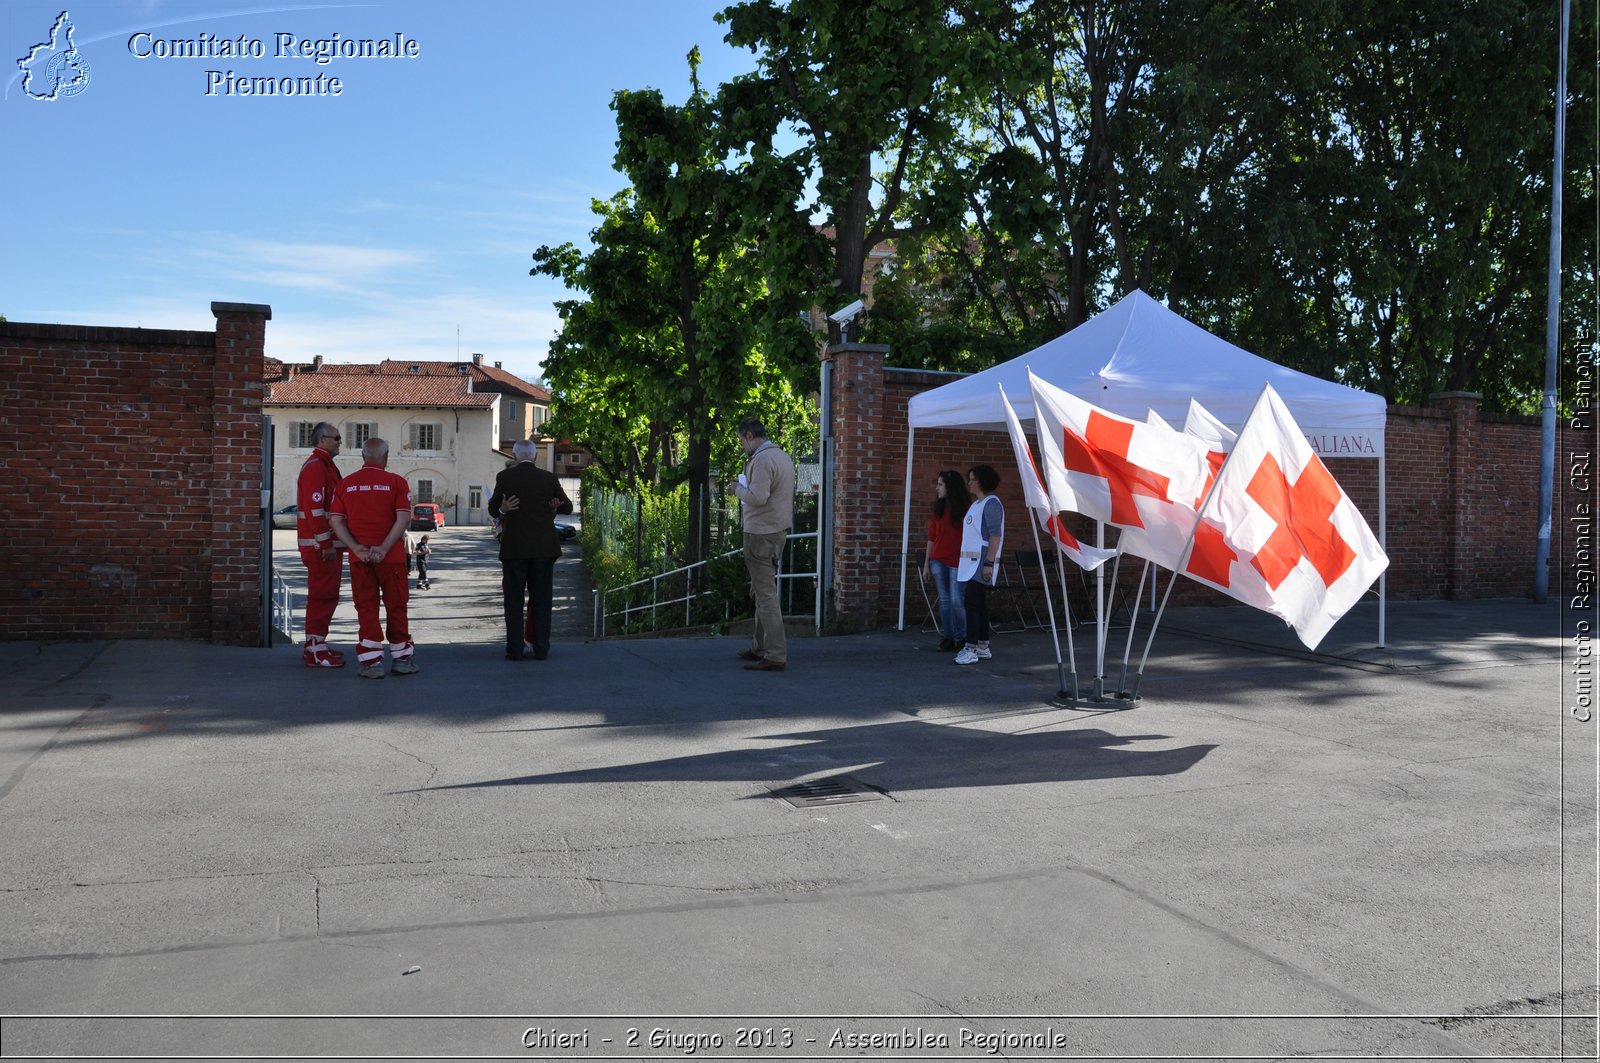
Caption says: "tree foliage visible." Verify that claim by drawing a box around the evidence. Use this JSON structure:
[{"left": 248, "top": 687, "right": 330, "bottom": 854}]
[
  {"left": 717, "top": 0, "right": 995, "bottom": 308},
  {"left": 534, "top": 0, "right": 1592, "bottom": 555},
  {"left": 533, "top": 52, "right": 813, "bottom": 565},
  {"left": 866, "top": 0, "right": 1594, "bottom": 410}
]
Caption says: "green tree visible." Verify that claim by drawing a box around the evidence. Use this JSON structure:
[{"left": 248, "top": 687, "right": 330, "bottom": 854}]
[
  {"left": 878, "top": 0, "right": 1592, "bottom": 410},
  {"left": 717, "top": 0, "right": 990, "bottom": 310},
  {"left": 534, "top": 52, "right": 812, "bottom": 565},
  {"left": 1300, "top": 0, "right": 1593, "bottom": 408}
]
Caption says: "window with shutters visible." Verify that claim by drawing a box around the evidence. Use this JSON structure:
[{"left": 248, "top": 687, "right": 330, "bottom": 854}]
[
  {"left": 291, "top": 422, "right": 318, "bottom": 448},
  {"left": 415, "top": 479, "right": 434, "bottom": 503},
  {"left": 408, "top": 423, "right": 440, "bottom": 451},
  {"left": 348, "top": 422, "right": 376, "bottom": 448}
]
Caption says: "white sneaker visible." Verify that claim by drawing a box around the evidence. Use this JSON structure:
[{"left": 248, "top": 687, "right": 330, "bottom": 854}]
[
  {"left": 974, "top": 645, "right": 992, "bottom": 660},
  {"left": 954, "top": 646, "right": 979, "bottom": 666}
]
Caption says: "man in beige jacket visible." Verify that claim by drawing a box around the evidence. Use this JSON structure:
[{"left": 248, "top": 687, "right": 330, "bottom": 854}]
[{"left": 732, "top": 417, "right": 796, "bottom": 671}]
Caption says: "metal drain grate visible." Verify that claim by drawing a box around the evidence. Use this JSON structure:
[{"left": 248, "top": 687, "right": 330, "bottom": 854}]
[{"left": 767, "top": 775, "right": 887, "bottom": 808}]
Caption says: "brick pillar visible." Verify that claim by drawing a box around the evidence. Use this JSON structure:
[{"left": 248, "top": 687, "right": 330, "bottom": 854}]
[
  {"left": 210, "top": 302, "right": 271, "bottom": 645},
  {"left": 1430, "top": 391, "right": 1482, "bottom": 600},
  {"left": 828, "top": 343, "right": 891, "bottom": 629}
]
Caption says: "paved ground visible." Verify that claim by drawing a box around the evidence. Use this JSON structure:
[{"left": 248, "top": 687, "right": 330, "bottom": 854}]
[{"left": 0, "top": 529, "right": 1594, "bottom": 1061}]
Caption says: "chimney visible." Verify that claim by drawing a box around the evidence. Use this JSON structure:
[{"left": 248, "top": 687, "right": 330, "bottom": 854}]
[
  {"left": 312, "top": 355, "right": 323, "bottom": 370},
  {"left": 495, "top": 361, "right": 502, "bottom": 369},
  {"left": 472, "top": 353, "right": 483, "bottom": 366}
]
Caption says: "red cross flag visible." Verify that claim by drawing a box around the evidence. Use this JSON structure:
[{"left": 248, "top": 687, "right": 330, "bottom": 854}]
[
  {"left": 1000, "top": 385, "right": 1116, "bottom": 572},
  {"left": 1203, "top": 384, "right": 1388, "bottom": 649},
  {"left": 1116, "top": 412, "right": 1259, "bottom": 595},
  {"left": 1183, "top": 398, "right": 1238, "bottom": 468},
  {"left": 1028, "top": 369, "right": 1211, "bottom": 533}
]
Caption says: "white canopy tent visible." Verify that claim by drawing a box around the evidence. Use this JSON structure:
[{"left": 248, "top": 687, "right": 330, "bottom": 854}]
[{"left": 897, "top": 289, "right": 1390, "bottom": 645}]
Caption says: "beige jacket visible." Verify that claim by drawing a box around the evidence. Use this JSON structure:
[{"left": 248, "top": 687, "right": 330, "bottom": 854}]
[{"left": 739, "top": 440, "right": 795, "bottom": 534}]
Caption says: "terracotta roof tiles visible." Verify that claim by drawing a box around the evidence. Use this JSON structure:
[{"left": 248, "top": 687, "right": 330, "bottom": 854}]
[
  {"left": 266, "top": 372, "right": 496, "bottom": 408},
  {"left": 264, "top": 358, "right": 548, "bottom": 407}
]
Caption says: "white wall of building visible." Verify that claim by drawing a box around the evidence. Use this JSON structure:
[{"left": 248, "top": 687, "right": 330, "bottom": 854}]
[{"left": 267, "top": 403, "right": 508, "bottom": 525}]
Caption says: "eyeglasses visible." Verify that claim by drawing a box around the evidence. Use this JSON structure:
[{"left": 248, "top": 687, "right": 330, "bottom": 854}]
[{"left": 322, "top": 435, "right": 342, "bottom": 443}]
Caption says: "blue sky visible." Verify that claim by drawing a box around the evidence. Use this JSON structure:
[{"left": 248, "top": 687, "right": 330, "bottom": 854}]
[{"left": 2, "top": 0, "right": 760, "bottom": 383}]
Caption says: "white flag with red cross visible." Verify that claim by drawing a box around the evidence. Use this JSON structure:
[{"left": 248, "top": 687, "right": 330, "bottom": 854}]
[
  {"left": 1183, "top": 398, "right": 1238, "bottom": 464},
  {"left": 1000, "top": 385, "right": 1116, "bottom": 572},
  {"left": 1113, "top": 412, "right": 1260, "bottom": 597},
  {"left": 1202, "top": 384, "right": 1388, "bottom": 649},
  {"left": 1116, "top": 409, "right": 1281, "bottom": 611},
  {"left": 1028, "top": 369, "right": 1211, "bottom": 534}
]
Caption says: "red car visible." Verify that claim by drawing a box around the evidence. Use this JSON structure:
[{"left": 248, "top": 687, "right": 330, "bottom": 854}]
[{"left": 409, "top": 503, "right": 446, "bottom": 531}]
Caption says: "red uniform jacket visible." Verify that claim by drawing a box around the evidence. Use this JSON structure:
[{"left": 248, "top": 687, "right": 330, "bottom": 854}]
[
  {"left": 331, "top": 466, "right": 413, "bottom": 564},
  {"left": 296, "top": 446, "right": 343, "bottom": 555}
]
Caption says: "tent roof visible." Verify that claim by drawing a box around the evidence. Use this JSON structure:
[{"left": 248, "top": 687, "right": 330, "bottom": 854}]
[{"left": 907, "top": 290, "right": 1385, "bottom": 455}]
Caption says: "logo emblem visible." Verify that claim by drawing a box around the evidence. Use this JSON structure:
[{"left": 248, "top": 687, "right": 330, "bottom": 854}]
[
  {"left": 17, "top": 10, "right": 90, "bottom": 101},
  {"left": 312, "top": 491, "right": 323, "bottom": 503}
]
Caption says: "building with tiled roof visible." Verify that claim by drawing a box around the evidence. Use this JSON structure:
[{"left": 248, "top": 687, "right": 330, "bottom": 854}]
[{"left": 264, "top": 354, "right": 553, "bottom": 526}]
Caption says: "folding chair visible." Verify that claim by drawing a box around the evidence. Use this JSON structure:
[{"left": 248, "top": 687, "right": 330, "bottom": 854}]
[
  {"left": 986, "top": 553, "right": 1034, "bottom": 632},
  {"left": 1009, "top": 547, "right": 1051, "bottom": 629}
]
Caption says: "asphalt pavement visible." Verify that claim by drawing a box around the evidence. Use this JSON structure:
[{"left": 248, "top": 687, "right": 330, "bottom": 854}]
[{"left": 0, "top": 529, "right": 1594, "bottom": 1061}]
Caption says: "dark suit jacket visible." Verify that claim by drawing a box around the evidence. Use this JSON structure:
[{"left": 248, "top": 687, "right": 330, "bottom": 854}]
[{"left": 488, "top": 462, "right": 573, "bottom": 560}]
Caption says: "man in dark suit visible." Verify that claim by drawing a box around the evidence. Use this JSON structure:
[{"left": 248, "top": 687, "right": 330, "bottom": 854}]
[{"left": 488, "top": 440, "right": 573, "bottom": 660}]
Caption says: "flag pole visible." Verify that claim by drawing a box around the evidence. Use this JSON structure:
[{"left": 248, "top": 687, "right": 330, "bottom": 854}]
[
  {"left": 1117, "top": 558, "right": 1152, "bottom": 695},
  {"left": 1095, "top": 524, "right": 1112, "bottom": 699},
  {"left": 1027, "top": 518, "right": 1074, "bottom": 704},
  {"left": 1052, "top": 543, "right": 1080, "bottom": 695},
  {"left": 1126, "top": 386, "right": 1267, "bottom": 698}
]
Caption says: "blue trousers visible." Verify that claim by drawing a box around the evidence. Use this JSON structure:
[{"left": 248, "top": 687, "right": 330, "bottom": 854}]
[{"left": 928, "top": 559, "right": 965, "bottom": 642}]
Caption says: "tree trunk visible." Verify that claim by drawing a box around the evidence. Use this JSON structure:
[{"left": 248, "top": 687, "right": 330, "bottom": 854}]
[{"left": 830, "top": 153, "right": 874, "bottom": 299}]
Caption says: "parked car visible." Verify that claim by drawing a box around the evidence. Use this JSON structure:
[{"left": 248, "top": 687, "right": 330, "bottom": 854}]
[
  {"left": 410, "top": 503, "right": 446, "bottom": 531},
  {"left": 554, "top": 521, "right": 577, "bottom": 541},
  {"left": 271, "top": 504, "right": 298, "bottom": 529}
]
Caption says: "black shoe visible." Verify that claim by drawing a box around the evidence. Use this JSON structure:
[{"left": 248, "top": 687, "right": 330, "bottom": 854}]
[
  {"left": 937, "top": 638, "right": 957, "bottom": 651},
  {"left": 505, "top": 650, "right": 526, "bottom": 661}
]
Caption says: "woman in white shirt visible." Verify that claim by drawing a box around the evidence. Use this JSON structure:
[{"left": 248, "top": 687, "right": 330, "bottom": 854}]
[{"left": 954, "top": 464, "right": 1004, "bottom": 665}]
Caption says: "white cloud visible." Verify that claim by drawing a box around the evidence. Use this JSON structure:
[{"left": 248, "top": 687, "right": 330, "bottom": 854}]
[{"left": 194, "top": 237, "right": 429, "bottom": 297}]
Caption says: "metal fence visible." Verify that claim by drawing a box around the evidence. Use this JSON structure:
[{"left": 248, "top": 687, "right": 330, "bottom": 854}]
[
  {"left": 269, "top": 566, "right": 293, "bottom": 643},
  {"left": 592, "top": 530, "right": 820, "bottom": 638}
]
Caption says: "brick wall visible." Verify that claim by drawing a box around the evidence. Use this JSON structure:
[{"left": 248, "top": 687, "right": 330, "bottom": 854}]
[
  {"left": 0, "top": 303, "right": 270, "bottom": 645},
  {"left": 828, "top": 345, "right": 1591, "bottom": 628}
]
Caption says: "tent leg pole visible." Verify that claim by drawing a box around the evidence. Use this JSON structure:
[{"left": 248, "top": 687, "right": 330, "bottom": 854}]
[
  {"left": 1378, "top": 451, "right": 1387, "bottom": 649},
  {"left": 897, "top": 428, "right": 916, "bottom": 631}
]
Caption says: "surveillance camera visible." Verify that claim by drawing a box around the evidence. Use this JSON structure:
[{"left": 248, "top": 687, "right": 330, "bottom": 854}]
[{"left": 828, "top": 299, "right": 866, "bottom": 324}]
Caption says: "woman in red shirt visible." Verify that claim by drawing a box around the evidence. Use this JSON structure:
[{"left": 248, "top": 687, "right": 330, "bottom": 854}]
[{"left": 922, "top": 469, "right": 971, "bottom": 651}]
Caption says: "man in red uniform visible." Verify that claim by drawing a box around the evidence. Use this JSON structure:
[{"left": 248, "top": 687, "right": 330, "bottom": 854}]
[
  {"left": 296, "top": 422, "right": 347, "bottom": 668},
  {"left": 328, "top": 437, "right": 418, "bottom": 679}
]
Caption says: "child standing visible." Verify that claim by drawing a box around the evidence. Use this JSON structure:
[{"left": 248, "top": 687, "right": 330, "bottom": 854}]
[{"left": 415, "top": 534, "right": 432, "bottom": 590}]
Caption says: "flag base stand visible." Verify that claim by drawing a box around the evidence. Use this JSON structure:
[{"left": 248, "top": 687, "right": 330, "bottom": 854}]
[{"left": 1052, "top": 677, "right": 1141, "bottom": 711}]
